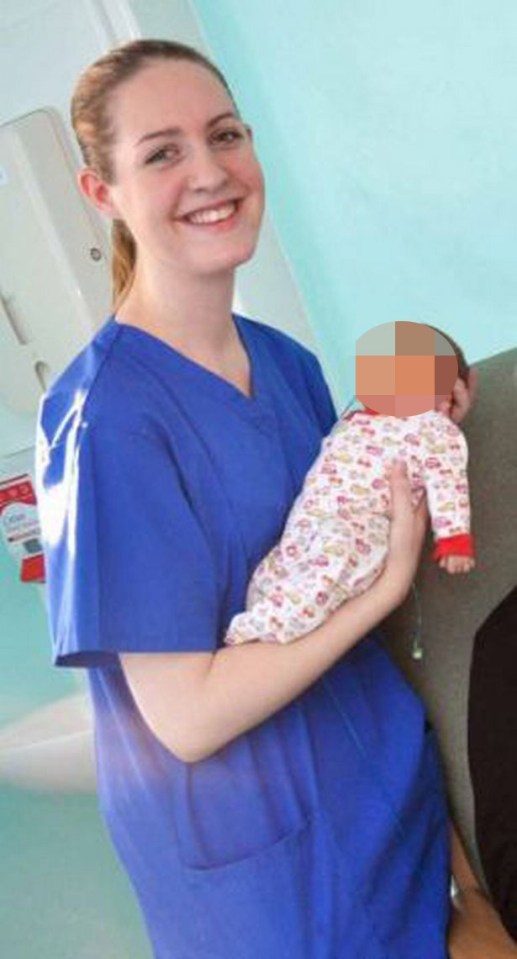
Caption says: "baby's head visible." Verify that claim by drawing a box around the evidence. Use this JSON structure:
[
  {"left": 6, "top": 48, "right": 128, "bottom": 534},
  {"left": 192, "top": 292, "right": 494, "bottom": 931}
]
[{"left": 355, "top": 321, "right": 469, "bottom": 417}]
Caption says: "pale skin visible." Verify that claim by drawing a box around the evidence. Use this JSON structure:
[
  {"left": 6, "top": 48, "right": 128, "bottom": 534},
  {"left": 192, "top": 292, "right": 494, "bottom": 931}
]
[
  {"left": 78, "top": 57, "right": 514, "bottom": 955},
  {"left": 440, "top": 554, "right": 475, "bottom": 574}
]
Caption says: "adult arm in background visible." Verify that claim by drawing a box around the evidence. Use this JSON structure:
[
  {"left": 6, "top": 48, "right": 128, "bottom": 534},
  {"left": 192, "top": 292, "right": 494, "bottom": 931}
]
[
  {"left": 121, "top": 463, "right": 427, "bottom": 762},
  {"left": 449, "top": 827, "right": 517, "bottom": 958}
]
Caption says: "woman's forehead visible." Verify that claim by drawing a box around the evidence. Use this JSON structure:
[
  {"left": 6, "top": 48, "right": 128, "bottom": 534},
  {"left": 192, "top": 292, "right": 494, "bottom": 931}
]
[{"left": 110, "top": 59, "right": 234, "bottom": 143}]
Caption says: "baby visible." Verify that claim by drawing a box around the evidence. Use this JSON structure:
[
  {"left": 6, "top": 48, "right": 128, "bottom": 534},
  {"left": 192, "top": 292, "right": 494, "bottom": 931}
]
[{"left": 225, "top": 321, "right": 475, "bottom": 645}]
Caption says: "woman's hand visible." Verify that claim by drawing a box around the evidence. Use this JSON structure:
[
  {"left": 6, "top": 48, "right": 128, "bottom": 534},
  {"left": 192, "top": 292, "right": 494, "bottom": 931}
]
[
  {"left": 379, "top": 461, "right": 428, "bottom": 605},
  {"left": 450, "top": 367, "right": 479, "bottom": 424}
]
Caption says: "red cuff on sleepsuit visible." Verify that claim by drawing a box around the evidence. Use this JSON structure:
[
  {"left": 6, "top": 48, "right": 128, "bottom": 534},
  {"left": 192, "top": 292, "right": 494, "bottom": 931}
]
[{"left": 433, "top": 533, "right": 475, "bottom": 561}]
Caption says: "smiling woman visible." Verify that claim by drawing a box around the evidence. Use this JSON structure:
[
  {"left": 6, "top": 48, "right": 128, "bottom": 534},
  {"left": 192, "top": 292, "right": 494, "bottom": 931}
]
[
  {"left": 90, "top": 64, "right": 262, "bottom": 282},
  {"left": 74, "top": 44, "right": 264, "bottom": 319},
  {"left": 36, "top": 38, "right": 455, "bottom": 959}
]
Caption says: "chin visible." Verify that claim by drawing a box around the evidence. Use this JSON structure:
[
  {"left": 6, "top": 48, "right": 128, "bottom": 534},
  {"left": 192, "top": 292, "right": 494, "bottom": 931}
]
[{"left": 197, "top": 237, "right": 260, "bottom": 275}]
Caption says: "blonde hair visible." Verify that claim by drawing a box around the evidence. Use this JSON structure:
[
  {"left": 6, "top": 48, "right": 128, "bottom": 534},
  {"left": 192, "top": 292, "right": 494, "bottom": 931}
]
[{"left": 71, "top": 39, "right": 236, "bottom": 309}]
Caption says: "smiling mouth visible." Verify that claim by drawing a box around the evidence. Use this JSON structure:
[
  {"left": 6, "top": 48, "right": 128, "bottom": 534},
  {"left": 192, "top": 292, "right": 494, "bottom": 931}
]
[{"left": 183, "top": 201, "right": 239, "bottom": 225}]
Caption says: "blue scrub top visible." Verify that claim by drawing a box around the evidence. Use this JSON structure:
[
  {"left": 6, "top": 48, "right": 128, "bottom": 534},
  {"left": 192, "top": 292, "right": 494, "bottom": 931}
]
[{"left": 36, "top": 316, "right": 450, "bottom": 958}]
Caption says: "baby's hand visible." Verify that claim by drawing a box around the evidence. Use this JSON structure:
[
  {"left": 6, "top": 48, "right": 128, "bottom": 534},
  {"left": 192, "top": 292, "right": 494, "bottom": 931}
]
[{"left": 438, "top": 555, "right": 475, "bottom": 574}]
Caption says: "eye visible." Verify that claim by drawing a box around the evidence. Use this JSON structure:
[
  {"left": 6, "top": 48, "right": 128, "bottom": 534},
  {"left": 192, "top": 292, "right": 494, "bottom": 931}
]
[
  {"left": 144, "top": 144, "right": 182, "bottom": 166},
  {"left": 211, "top": 126, "right": 246, "bottom": 148}
]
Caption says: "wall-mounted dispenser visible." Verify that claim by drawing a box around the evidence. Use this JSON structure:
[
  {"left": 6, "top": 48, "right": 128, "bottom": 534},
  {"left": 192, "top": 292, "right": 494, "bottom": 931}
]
[
  {"left": 0, "top": 472, "right": 44, "bottom": 582},
  {"left": 0, "top": 108, "right": 111, "bottom": 416}
]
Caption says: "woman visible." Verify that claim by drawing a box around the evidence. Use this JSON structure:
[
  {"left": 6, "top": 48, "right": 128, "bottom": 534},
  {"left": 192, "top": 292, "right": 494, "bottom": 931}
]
[{"left": 37, "top": 39, "right": 469, "bottom": 958}]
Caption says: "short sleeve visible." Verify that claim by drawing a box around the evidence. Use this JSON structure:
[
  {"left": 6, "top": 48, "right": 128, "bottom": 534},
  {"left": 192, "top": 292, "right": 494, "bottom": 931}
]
[{"left": 39, "top": 424, "right": 220, "bottom": 667}]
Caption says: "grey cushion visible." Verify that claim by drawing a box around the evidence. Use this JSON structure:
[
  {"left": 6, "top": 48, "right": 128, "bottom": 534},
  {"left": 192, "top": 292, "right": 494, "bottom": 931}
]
[{"left": 383, "top": 347, "right": 517, "bottom": 882}]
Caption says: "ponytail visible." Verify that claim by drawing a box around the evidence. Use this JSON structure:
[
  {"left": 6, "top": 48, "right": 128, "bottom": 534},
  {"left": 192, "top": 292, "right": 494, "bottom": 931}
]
[{"left": 111, "top": 220, "right": 136, "bottom": 310}]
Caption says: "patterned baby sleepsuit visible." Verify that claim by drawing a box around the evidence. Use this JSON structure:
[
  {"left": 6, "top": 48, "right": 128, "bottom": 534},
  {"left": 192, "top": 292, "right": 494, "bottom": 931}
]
[{"left": 227, "top": 408, "right": 474, "bottom": 644}]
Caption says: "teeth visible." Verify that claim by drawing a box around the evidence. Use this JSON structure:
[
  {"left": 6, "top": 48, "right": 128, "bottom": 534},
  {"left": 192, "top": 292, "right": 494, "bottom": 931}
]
[{"left": 186, "top": 203, "right": 236, "bottom": 224}]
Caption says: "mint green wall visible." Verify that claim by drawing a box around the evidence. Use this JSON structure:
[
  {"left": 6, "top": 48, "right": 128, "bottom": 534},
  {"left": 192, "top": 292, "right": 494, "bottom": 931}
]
[
  {"left": 195, "top": 0, "right": 517, "bottom": 401},
  {"left": 0, "top": 530, "right": 151, "bottom": 959},
  {"left": 0, "top": 787, "right": 151, "bottom": 959}
]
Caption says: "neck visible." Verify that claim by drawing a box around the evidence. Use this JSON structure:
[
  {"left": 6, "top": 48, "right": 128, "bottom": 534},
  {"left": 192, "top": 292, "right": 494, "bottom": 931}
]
[
  {"left": 115, "top": 263, "right": 252, "bottom": 397},
  {"left": 117, "top": 263, "right": 237, "bottom": 359}
]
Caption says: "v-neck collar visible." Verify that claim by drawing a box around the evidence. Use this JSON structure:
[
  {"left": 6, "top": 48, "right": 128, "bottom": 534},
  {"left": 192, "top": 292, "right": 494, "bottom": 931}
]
[{"left": 102, "top": 314, "right": 276, "bottom": 429}]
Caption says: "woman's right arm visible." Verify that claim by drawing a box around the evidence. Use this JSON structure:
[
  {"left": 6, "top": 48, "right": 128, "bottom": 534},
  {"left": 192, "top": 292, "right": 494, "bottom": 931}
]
[{"left": 121, "top": 464, "right": 426, "bottom": 762}]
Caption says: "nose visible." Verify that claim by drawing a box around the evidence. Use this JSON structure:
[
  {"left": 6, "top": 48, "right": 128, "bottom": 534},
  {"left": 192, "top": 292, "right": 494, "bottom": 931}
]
[{"left": 185, "top": 143, "right": 230, "bottom": 192}]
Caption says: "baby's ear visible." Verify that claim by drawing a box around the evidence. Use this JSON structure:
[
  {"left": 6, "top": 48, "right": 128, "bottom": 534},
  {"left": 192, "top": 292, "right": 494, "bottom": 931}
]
[{"left": 436, "top": 397, "right": 452, "bottom": 417}]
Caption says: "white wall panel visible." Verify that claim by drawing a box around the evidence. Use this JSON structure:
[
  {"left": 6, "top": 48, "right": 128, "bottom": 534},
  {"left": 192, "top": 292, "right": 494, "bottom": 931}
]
[
  {"left": 0, "top": 0, "right": 139, "bottom": 456},
  {"left": 0, "top": 108, "right": 111, "bottom": 416}
]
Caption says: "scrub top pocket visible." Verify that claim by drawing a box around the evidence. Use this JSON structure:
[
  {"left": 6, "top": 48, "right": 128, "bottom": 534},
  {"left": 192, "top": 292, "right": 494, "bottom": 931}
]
[{"left": 180, "top": 809, "right": 388, "bottom": 959}]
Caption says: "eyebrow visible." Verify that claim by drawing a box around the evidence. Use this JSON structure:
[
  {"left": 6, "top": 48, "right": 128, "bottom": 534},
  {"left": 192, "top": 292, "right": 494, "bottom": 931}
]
[{"left": 135, "top": 111, "right": 239, "bottom": 147}]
